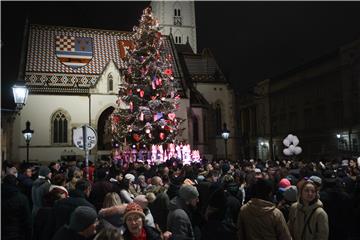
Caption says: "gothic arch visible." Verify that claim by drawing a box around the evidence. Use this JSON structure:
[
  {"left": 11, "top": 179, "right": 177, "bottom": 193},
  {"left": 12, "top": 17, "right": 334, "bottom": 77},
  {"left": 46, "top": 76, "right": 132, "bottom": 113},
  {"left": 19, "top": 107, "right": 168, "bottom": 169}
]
[
  {"left": 173, "top": 29, "right": 183, "bottom": 44},
  {"left": 50, "top": 108, "right": 71, "bottom": 145},
  {"left": 192, "top": 114, "right": 199, "bottom": 144},
  {"left": 96, "top": 106, "right": 115, "bottom": 150},
  {"left": 214, "top": 100, "right": 224, "bottom": 135},
  {"left": 107, "top": 73, "right": 114, "bottom": 92}
]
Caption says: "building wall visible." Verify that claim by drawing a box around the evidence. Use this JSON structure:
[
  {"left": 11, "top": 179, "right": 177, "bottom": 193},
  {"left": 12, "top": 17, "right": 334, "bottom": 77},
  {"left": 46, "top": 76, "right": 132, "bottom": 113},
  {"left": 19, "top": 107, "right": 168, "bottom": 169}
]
[
  {"left": 12, "top": 61, "right": 192, "bottom": 163},
  {"left": 237, "top": 39, "right": 360, "bottom": 161},
  {"left": 194, "top": 82, "right": 237, "bottom": 160}
]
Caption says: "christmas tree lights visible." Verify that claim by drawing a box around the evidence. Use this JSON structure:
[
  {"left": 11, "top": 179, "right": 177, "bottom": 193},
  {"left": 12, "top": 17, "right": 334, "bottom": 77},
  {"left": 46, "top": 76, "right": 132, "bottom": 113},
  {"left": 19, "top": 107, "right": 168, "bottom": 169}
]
[{"left": 111, "top": 6, "right": 183, "bottom": 148}]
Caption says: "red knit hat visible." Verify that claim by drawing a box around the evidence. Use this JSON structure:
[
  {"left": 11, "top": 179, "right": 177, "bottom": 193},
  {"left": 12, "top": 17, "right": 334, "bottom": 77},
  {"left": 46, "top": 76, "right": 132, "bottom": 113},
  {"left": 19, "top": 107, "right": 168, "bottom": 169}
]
[
  {"left": 124, "top": 202, "right": 145, "bottom": 222},
  {"left": 279, "top": 178, "right": 291, "bottom": 191}
]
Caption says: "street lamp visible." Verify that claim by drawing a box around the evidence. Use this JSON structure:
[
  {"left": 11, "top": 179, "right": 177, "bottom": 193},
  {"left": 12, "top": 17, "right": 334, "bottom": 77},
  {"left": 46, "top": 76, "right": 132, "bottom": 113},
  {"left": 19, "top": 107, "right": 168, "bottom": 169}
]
[
  {"left": 221, "top": 123, "right": 230, "bottom": 160},
  {"left": 22, "top": 121, "right": 34, "bottom": 163},
  {"left": 12, "top": 83, "right": 29, "bottom": 112}
]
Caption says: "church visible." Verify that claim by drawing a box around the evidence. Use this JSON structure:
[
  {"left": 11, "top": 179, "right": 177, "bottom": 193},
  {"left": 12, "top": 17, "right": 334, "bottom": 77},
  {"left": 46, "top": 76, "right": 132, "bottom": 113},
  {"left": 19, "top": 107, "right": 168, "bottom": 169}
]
[{"left": 9, "top": 1, "right": 238, "bottom": 163}]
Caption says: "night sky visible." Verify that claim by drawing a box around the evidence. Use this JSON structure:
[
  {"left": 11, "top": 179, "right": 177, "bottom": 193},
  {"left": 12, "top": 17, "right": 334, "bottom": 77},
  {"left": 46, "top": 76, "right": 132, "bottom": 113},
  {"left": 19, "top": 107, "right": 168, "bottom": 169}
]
[{"left": 2, "top": 1, "right": 360, "bottom": 109}]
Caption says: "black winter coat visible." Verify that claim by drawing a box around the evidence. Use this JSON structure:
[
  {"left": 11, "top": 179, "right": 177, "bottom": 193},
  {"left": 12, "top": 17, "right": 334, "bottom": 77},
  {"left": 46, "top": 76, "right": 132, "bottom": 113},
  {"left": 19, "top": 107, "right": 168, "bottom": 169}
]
[
  {"left": 51, "top": 226, "right": 88, "bottom": 240},
  {"left": 32, "top": 207, "right": 56, "bottom": 240},
  {"left": 1, "top": 183, "right": 32, "bottom": 240},
  {"left": 53, "top": 190, "right": 95, "bottom": 231}
]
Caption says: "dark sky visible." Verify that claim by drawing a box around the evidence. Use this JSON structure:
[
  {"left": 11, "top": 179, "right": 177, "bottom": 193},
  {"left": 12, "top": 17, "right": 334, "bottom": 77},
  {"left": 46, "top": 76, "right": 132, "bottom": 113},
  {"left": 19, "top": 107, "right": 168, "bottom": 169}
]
[{"left": 2, "top": 1, "right": 360, "bottom": 109}]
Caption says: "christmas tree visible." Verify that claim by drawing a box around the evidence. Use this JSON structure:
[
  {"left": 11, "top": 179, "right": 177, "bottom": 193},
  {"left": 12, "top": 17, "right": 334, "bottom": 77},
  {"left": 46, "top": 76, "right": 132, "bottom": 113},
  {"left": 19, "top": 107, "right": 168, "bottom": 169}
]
[{"left": 111, "top": 7, "right": 183, "bottom": 147}]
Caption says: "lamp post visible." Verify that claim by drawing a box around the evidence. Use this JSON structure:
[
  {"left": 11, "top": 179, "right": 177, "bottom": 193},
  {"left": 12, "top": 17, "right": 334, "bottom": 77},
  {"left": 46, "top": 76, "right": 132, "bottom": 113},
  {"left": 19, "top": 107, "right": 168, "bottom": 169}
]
[
  {"left": 12, "top": 83, "right": 29, "bottom": 112},
  {"left": 22, "top": 121, "right": 34, "bottom": 163},
  {"left": 221, "top": 123, "right": 230, "bottom": 160}
]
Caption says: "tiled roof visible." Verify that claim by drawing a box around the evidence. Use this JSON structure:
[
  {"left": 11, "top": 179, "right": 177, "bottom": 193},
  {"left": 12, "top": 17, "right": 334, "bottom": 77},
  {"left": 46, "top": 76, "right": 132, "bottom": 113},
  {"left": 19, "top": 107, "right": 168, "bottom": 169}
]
[
  {"left": 182, "top": 48, "right": 227, "bottom": 83},
  {"left": 26, "top": 25, "right": 132, "bottom": 74},
  {"left": 25, "top": 25, "right": 184, "bottom": 94},
  {"left": 175, "top": 42, "right": 194, "bottom": 54}
]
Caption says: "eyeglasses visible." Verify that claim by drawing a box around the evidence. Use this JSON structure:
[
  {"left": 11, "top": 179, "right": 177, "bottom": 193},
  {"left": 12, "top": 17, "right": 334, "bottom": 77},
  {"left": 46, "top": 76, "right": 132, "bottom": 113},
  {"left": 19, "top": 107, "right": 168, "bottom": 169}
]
[{"left": 126, "top": 216, "right": 142, "bottom": 223}]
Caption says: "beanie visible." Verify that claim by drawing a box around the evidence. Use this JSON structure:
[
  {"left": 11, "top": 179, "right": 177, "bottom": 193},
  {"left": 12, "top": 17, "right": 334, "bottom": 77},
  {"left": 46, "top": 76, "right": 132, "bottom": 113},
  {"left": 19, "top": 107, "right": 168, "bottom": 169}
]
[
  {"left": 283, "top": 185, "right": 298, "bottom": 202},
  {"left": 125, "top": 173, "right": 135, "bottom": 183},
  {"left": 179, "top": 184, "right": 199, "bottom": 202},
  {"left": 69, "top": 206, "right": 97, "bottom": 232},
  {"left": 309, "top": 176, "right": 322, "bottom": 187},
  {"left": 39, "top": 166, "right": 51, "bottom": 177},
  {"left": 123, "top": 202, "right": 145, "bottom": 222},
  {"left": 279, "top": 178, "right": 291, "bottom": 191},
  {"left": 134, "top": 195, "right": 149, "bottom": 209}
]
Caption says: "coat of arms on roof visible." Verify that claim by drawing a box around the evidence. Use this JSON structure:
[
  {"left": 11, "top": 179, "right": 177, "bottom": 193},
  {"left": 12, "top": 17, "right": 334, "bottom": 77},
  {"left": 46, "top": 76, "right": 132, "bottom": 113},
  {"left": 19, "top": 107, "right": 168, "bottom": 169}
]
[
  {"left": 118, "top": 40, "right": 135, "bottom": 60},
  {"left": 55, "top": 36, "right": 93, "bottom": 68}
]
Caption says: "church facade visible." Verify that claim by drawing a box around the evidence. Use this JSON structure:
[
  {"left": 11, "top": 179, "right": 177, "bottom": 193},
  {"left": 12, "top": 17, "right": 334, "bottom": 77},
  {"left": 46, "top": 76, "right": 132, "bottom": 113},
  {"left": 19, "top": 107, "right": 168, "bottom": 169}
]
[{"left": 10, "top": 1, "right": 238, "bottom": 163}]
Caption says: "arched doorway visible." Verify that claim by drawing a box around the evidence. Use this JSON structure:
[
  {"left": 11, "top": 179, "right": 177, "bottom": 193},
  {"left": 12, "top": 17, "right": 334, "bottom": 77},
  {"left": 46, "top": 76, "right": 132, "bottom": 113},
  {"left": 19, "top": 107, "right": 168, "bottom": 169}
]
[{"left": 97, "top": 106, "right": 115, "bottom": 150}]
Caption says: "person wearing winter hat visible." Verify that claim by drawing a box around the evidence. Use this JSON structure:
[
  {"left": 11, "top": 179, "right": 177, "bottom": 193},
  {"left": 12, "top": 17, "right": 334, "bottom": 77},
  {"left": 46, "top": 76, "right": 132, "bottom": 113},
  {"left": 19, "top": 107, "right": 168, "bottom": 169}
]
[
  {"left": 237, "top": 179, "right": 292, "bottom": 240},
  {"left": 277, "top": 185, "right": 298, "bottom": 221},
  {"left": 32, "top": 165, "right": 52, "bottom": 217},
  {"left": 167, "top": 184, "right": 199, "bottom": 240},
  {"left": 122, "top": 202, "right": 169, "bottom": 240},
  {"left": 52, "top": 206, "right": 98, "bottom": 240}
]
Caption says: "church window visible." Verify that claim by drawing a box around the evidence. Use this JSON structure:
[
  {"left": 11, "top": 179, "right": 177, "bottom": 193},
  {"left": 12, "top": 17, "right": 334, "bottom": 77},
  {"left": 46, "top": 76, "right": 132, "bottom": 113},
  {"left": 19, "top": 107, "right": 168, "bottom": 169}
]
[
  {"left": 52, "top": 111, "right": 69, "bottom": 144},
  {"left": 193, "top": 115, "right": 199, "bottom": 143},
  {"left": 215, "top": 103, "right": 222, "bottom": 135},
  {"left": 175, "top": 36, "right": 182, "bottom": 44},
  {"left": 174, "top": 8, "right": 182, "bottom": 26},
  {"left": 108, "top": 73, "right": 113, "bottom": 92}
]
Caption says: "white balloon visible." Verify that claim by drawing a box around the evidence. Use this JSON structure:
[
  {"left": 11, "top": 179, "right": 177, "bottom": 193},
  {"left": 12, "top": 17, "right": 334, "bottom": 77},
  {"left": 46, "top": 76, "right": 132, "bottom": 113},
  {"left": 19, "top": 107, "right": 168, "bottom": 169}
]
[
  {"left": 294, "top": 146, "right": 302, "bottom": 155},
  {"left": 283, "top": 138, "right": 290, "bottom": 147},
  {"left": 292, "top": 136, "right": 299, "bottom": 146},
  {"left": 287, "top": 134, "right": 294, "bottom": 143},
  {"left": 283, "top": 148, "right": 292, "bottom": 156},
  {"left": 289, "top": 144, "right": 296, "bottom": 152}
]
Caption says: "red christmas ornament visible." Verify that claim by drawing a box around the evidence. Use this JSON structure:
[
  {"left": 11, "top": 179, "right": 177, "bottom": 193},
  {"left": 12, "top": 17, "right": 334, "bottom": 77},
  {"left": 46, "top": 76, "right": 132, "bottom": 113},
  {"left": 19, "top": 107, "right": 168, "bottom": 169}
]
[
  {"left": 168, "top": 113, "right": 176, "bottom": 121},
  {"left": 159, "top": 132, "right": 165, "bottom": 140},
  {"left": 113, "top": 115, "right": 120, "bottom": 124},
  {"left": 164, "top": 69, "right": 173, "bottom": 76},
  {"left": 140, "top": 90, "right": 145, "bottom": 98},
  {"left": 133, "top": 134, "right": 141, "bottom": 142}
]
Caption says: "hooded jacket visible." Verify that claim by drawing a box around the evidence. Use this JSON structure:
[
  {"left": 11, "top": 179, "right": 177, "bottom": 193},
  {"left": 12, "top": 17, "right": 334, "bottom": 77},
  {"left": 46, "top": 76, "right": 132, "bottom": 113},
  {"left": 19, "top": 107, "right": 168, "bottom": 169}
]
[
  {"left": 167, "top": 196, "right": 195, "bottom": 240},
  {"left": 32, "top": 177, "right": 51, "bottom": 216},
  {"left": 237, "top": 198, "right": 291, "bottom": 240},
  {"left": 288, "top": 199, "right": 329, "bottom": 240}
]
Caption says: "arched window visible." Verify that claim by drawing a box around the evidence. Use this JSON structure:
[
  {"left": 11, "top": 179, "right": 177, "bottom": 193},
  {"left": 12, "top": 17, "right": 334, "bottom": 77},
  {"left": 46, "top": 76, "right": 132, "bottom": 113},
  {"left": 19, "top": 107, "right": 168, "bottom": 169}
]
[
  {"left": 174, "top": 8, "right": 182, "bottom": 26},
  {"left": 193, "top": 115, "right": 199, "bottom": 143},
  {"left": 174, "top": 8, "right": 181, "bottom": 16},
  {"left": 215, "top": 103, "right": 222, "bottom": 135},
  {"left": 108, "top": 73, "right": 113, "bottom": 92},
  {"left": 175, "top": 36, "right": 182, "bottom": 44},
  {"left": 52, "top": 111, "right": 69, "bottom": 144}
]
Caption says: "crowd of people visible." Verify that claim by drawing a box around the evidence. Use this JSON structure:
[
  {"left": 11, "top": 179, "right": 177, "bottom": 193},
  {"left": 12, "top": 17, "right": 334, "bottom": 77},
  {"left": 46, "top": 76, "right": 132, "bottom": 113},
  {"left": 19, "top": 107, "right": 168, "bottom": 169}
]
[{"left": 2, "top": 156, "right": 360, "bottom": 240}]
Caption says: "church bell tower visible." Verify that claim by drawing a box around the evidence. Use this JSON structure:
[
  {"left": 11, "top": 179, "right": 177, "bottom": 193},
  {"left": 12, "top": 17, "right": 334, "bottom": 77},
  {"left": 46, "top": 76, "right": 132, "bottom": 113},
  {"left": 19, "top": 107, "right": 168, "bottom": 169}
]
[{"left": 151, "top": 1, "right": 197, "bottom": 53}]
